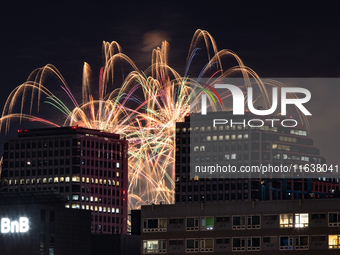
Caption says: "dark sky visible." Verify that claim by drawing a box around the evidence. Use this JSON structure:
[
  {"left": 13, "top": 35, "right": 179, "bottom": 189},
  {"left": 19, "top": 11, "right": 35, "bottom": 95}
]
[{"left": 0, "top": 1, "right": 339, "bottom": 164}]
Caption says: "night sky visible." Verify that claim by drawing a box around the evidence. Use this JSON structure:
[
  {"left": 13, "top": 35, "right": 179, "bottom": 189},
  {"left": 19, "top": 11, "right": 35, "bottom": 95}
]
[{"left": 1, "top": 2, "right": 339, "bottom": 165}]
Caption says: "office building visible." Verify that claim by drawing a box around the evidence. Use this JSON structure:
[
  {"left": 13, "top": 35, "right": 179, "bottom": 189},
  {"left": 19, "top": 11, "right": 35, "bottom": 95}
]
[
  {"left": 175, "top": 112, "right": 339, "bottom": 203},
  {"left": 141, "top": 198, "right": 340, "bottom": 254},
  {"left": 0, "top": 126, "right": 128, "bottom": 234},
  {"left": 0, "top": 191, "right": 91, "bottom": 255}
]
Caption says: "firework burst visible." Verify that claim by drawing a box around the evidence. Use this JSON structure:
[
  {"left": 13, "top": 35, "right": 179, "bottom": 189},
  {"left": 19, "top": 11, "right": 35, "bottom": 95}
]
[{"left": 0, "top": 30, "right": 309, "bottom": 209}]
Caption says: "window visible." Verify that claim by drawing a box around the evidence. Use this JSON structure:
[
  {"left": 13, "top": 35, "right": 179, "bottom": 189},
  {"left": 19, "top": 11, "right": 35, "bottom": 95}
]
[
  {"left": 295, "top": 236, "right": 308, "bottom": 250},
  {"left": 232, "top": 237, "right": 246, "bottom": 251},
  {"left": 232, "top": 215, "right": 246, "bottom": 229},
  {"left": 201, "top": 216, "right": 213, "bottom": 230},
  {"left": 311, "top": 213, "right": 326, "bottom": 220},
  {"left": 216, "top": 216, "right": 230, "bottom": 224},
  {"left": 328, "top": 212, "right": 340, "bottom": 227},
  {"left": 279, "top": 236, "right": 293, "bottom": 250},
  {"left": 200, "top": 238, "right": 213, "bottom": 252},
  {"left": 247, "top": 215, "right": 260, "bottom": 229},
  {"left": 295, "top": 213, "right": 308, "bottom": 227},
  {"left": 169, "top": 240, "right": 184, "bottom": 246},
  {"left": 280, "top": 214, "right": 293, "bottom": 227},
  {"left": 143, "top": 218, "right": 167, "bottom": 232},
  {"left": 311, "top": 235, "right": 326, "bottom": 242},
  {"left": 329, "top": 235, "right": 340, "bottom": 249},
  {"left": 143, "top": 240, "right": 166, "bottom": 253},
  {"left": 186, "top": 239, "right": 199, "bottom": 252},
  {"left": 263, "top": 236, "right": 277, "bottom": 244},
  {"left": 263, "top": 214, "right": 277, "bottom": 221},
  {"left": 216, "top": 238, "right": 230, "bottom": 245},
  {"left": 169, "top": 218, "right": 184, "bottom": 224},
  {"left": 186, "top": 217, "right": 199, "bottom": 231},
  {"left": 247, "top": 237, "right": 260, "bottom": 251}
]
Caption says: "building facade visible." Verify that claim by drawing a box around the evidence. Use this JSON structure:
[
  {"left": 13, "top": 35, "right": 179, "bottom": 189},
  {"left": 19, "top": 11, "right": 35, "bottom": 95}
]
[
  {"left": 0, "top": 191, "right": 91, "bottom": 255},
  {"left": 0, "top": 126, "right": 128, "bottom": 234},
  {"left": 141, "top": 198, "right": 340, "bottom": 254},
  {"left": 175, "top": 112, "right": 339, "bottom": 203}
]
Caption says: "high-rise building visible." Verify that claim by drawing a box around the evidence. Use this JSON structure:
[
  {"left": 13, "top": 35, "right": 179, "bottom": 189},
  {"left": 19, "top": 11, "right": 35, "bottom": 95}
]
[
  {"left": 175, "top": 112, "right": 339, "bottom": 203},
  {"left": 0, "top": 126, "right": 128, "bottom": 234}
]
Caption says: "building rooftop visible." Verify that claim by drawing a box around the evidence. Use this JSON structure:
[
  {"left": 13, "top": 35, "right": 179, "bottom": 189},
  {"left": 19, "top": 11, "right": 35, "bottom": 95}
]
[{"left": 16, "top": 126, "right": 122, "bottom": 140}]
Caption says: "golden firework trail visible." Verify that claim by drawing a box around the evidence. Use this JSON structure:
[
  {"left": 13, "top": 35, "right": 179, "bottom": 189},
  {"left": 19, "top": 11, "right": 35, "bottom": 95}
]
[{"left": 0, "top": 30, "right": 309, "bottom": 209}]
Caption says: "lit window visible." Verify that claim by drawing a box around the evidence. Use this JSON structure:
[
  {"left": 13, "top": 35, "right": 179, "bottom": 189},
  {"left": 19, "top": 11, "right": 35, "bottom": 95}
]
[
  {"left": 200, "top": 146, "right": 205, "bottom": 151},
  {"left": 116, "top": 163, "right": 120, "bottom": 169},
  {"left": 54, "top": 177, "right": 58, "bottom": 183},
  {"left": 225, "top": 135, "right": 230, "bottom": 140},
  {"left": 206, "top": 136, "right": 211, "bottom": 141},
  {"left": 280, "top": 214, "right": 293, "bottom": 227},
  {"left": 219, "top": 136, "right": 224, "bottom": 141},
  {"left": 329, "top": 235, "right": 340, "bottom": 249},
  {"left": 143, "top": 240, "right": 167, "bottom": 253},
  {"left": 201, "top": 216, "right": 213, "bottom": 230},
  {"left": 72, "top": 176, "right": 80, "bottom": 182},
  {"left": 212, "top": 136, "right": 217, "bottom": 141},
  {"left": 237, "top": 134, "right": 242, "bottom": 139},
  {"left": 72, "top": 204, "right": 80, "bottom": 209},
  {"left": 72, "top": 195, "right": 79, "bottom": 201},
  {"left": 280, "top": 213, "right": 308, "bottom": 228},
  {"left": 117, "top": 181, "right": 120, "bottom": 186},
  {"left": 116, "top": 208, "right": 119, "bottom": 214},
  {"left": 65, "top": 177, "right": 70, "bottom": 182},
  {"left": 231, "top": 154, "right": 236, "bottom": 160},
  {"left": 231, "top": 135, "right": 236, "bottom": 140},
  {"left": 295, "top": 213, "right": 309, "bottom": 227}
]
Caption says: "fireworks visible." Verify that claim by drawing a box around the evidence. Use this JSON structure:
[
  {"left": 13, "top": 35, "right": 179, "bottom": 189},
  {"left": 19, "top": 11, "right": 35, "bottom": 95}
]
[{"left": 0, "top": 30, "right": 309, "bottom": 209}]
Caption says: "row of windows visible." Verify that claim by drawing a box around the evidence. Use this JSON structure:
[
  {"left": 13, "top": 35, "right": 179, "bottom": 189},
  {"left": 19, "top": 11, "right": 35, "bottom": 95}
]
[
  {"left": 193, "top": 134, "right": 249, "bottom": 142},
  {"left": 143, "top": 212, "right": 340, "bottom": 232},
  {"left": 93, "top": 224, "right": 122, "bottom": 234},
  {"left": 82, "top": 140, "right": 122, "bottom": 151},
  {"left": 143, "top": 235, "right": 335, "bottom": 253},
  {"left": 7, "top": 139, "right": 76, "bottom": 150},
  {"left": 69, "top": 203, "right": 121, "bottom": 214},
  {"left": 2, "top": 177, "right": 120, "bottom": 186},
  {"left": 177, "top": 125, "right": 281, "bottom": 134}
]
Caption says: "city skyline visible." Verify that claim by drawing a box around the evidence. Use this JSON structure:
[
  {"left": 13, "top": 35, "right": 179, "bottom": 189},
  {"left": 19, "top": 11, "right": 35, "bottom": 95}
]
[{"left": 0, "top": 3, "right": 340, "bottom": 209}]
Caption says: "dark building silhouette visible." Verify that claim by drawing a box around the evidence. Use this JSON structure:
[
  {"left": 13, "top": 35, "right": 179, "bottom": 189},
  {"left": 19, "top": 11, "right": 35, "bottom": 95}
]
[
  {"left": 140, "top": 198, "right": 340, "bottom": 254},
  {"left": 175, "top": 112, "right": 339, "bottom": 203},
  {"left": 0, "top": 191, "right": 91, "bottom": 255},
  {"left": 0, "top": 126, "right": 128, "bottom": 234}
]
